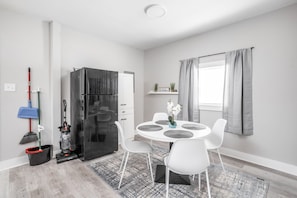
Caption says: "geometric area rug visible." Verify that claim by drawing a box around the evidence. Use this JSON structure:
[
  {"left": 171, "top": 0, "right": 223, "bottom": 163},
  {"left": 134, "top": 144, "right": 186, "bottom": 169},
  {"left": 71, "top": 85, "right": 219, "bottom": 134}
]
[{"left": 89, "top": 146, "right": 269, "bottom": 198}]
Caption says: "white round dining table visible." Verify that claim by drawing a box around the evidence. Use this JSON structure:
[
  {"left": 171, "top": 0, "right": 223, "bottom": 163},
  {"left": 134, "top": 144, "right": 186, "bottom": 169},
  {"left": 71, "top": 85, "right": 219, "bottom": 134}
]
[
  {"left": 136, "top": 120, "right": 211, "bottom": 143},
  {"left": 136, "top": 120, "right": 211, "bottom": 185}
]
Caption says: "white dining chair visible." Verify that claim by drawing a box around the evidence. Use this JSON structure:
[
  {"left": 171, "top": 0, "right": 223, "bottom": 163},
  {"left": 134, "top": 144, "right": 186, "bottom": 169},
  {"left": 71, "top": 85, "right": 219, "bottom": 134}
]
[
  {"left": 164, "top": 139, "right": 211, "bottom": 198},
  {"left": 152, "top": 112, "right": 168, "bottom": 122},
  {"left": 151, "top": 112, "right": 168, "bottom": 146},
  {"left": 203, "top": 118, "right": 227, "bottom": 171},
  {"left": 115, "top": 121, "right": 154, "bottom": 189}
]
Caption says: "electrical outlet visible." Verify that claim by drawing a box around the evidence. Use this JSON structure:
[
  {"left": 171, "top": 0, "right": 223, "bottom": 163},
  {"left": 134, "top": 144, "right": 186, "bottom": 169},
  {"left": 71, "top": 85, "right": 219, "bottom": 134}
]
[{"left": 4, "top": 83, "right": 16, "bottom": 92}]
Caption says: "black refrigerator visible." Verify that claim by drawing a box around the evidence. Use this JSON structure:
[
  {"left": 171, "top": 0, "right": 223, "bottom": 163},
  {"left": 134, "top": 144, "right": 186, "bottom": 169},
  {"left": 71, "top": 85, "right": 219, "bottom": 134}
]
[{"left": 70, "top": 68, "right": 118, "bottom": 160}]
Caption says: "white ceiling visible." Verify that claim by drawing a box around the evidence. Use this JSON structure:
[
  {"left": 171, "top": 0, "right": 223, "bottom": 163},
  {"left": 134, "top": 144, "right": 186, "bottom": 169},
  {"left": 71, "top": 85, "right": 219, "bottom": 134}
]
[{"left": 0, "top": 0, "right": 296, "bottom": 50}]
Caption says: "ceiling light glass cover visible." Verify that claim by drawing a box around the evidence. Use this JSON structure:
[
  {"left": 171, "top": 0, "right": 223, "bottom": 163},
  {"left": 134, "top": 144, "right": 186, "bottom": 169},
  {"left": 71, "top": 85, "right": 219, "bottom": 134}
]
[{"left": 145, "top": 4, "right": 167, "bottom": 18}]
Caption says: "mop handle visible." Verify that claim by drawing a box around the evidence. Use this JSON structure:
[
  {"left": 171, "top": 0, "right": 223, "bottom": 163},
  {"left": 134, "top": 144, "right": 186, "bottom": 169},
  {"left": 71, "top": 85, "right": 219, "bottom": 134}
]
[
  {"left": 38, "top": 91, "right": 41, "bottom": 124},
  {"left": 37, "top": 90, "right": 41, "bottom": 149},
  {"left": 28, "top": 67, "right": 31, "bottom": 100},
  {"left": 28, "top": 67, "right": 32, "bottom": 132},
  {"left": 29, "top": 118, "right": 32, "bottom": 132}
]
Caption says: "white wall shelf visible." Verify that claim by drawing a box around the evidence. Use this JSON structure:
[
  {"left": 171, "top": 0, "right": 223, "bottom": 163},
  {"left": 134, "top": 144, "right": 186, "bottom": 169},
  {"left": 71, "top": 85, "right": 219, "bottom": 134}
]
[{"left": 148, "top": 91, "right": 179, "bottom": 95}]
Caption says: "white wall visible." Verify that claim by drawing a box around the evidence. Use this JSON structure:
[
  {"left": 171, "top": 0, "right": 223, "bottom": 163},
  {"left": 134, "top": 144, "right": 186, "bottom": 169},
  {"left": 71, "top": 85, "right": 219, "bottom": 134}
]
[
  {"left": 0, "top": 9, "right": 144, "bottom": 165},
  {"left": 0, "top": 9, "right": 51, "bottom": 161},
  {"left": 60, "top": 26, "right": 144, "bottom": 126},
  {"left": 144, "top": 4, "right": 297, "bottom": 168}
]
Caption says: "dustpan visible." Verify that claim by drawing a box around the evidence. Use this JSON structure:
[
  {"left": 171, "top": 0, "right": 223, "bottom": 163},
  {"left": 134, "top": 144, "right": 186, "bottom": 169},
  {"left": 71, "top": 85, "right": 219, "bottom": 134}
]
[{"left": 18, "top": 100, "right": 39, "bottom": 119}]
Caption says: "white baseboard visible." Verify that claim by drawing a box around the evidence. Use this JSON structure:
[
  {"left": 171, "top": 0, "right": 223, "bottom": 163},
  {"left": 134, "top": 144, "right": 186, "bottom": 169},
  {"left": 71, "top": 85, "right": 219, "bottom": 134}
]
[
  {"left": 220, "top": 147, "right": 297, "bottom": 177},
  {"left": 0, "top": 149, "right": 60, "bottom": 172},
  {"left": 0, "top": 155, "right": 28, "bottom": 172}
]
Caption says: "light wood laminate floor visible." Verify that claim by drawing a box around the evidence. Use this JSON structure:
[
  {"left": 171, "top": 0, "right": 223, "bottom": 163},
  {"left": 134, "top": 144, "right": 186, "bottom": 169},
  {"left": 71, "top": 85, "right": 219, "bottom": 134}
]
[{"left": 1, "top": 138, "right": 297, "bottom": 198}]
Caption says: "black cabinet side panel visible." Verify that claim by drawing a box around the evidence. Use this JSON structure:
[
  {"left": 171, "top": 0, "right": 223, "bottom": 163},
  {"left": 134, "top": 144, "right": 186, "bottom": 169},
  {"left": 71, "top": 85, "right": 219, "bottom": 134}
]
[{"left": 70, "top": 69, "right": 84, "bottom": 157}]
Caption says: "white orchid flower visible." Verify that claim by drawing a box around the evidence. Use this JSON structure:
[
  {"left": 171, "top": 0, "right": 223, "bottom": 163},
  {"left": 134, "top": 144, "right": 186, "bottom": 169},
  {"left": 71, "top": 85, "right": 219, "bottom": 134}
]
[
  {"left": 167, "top": 100, "right": 181, "bottom": 118},
  {"left": 167, "top": 100, "right": 174, "bottom": 115},
  {"left": 172, "top": 104, "right": 181, "bottom": 117}
]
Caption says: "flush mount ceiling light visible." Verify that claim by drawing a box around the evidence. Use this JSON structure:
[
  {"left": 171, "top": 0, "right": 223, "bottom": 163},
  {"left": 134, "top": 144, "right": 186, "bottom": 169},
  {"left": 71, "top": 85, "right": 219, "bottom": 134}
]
[{"left": 145, "top": 4, "right": 167, "bottom": 18}]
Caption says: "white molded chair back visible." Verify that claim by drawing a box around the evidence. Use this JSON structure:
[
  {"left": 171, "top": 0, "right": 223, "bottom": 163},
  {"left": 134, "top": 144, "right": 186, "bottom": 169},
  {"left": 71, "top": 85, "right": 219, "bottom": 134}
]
[
  {"left": 151, "top": 112, "right": 168, "bottom": 146},
  {"left": 152, "top": 112, "right": 168, "bottom": 121},
  {"left": 164, "top": 139, "right": 211, "bottom": 198},
  {"left": 204, "top": 118, "right": 227, "bottom": 171},
  {"left": 114, "top": 121, "right": 154, "bottom": 189},
  {"left": 115, "top": 121, "right": 129, "bottom": 151},
  {"left": 209, "top": 119, "right": 227, "bottom": 149},
  {"left": 166, "top": 139, "right": 210, "bottom": 174}
]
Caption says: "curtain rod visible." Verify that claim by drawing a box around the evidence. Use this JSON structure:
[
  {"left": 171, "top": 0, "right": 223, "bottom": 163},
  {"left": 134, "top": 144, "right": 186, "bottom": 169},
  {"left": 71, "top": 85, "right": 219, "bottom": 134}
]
[{"left": 180, "top": 47, "right": 254, "bottom": 61}]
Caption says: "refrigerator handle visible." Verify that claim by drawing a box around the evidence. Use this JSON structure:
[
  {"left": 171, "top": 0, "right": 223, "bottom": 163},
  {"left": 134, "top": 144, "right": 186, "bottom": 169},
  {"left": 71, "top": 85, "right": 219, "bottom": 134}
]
[
  {"left": 81, "top": 98, "right": 87, "bottom": 120},
  {"left": 81, "top": 100, "right": 84, "bottom": 111}
]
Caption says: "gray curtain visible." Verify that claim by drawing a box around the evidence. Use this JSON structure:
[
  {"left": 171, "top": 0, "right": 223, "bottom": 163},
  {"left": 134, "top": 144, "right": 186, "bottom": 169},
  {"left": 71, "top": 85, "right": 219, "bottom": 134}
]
[
  {"left": 177, "top": 58, "right": 200, "bottom": 122},
  {"left": 223, "top": 48, "right": 253, "bottom": 135}
]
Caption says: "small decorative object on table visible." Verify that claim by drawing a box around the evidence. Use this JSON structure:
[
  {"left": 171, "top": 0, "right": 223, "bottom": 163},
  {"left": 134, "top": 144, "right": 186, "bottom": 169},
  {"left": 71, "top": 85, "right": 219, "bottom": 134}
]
[{"left": 167, "top": 100, "right": 181, "bottom": 128}]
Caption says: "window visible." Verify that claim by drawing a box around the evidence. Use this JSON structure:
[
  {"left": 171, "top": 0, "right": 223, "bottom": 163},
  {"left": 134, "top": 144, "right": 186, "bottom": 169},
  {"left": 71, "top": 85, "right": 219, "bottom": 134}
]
[{"left": 198, "top": 55, "right": 225, "bottom": 111}]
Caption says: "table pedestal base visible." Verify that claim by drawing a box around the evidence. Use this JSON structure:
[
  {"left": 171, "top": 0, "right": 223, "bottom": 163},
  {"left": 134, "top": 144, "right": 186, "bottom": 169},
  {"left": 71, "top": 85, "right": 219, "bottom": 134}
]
[{"left": 154, "top": 165, "right": 190, "bottom": 185}]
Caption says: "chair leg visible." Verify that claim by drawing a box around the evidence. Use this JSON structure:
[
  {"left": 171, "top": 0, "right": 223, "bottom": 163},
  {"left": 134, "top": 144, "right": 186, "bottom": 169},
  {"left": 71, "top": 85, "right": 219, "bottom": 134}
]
[
  {"left": 205, "top": 169, "right": 211, "bottom": 198},
  {"left": 118, "top": 152, "right": 129, "bottom": 189},
  {"left": 165, "top": 167, "right": 170, "bottom": 198},
  {"left": 119, "top": 151, "right": 126, "bottom": 173},
  {"left": 198, "top": 174, "right": 201, "bottom": 191},
  {"left": 217, "top": 149, "right": 225, "bottom": 172},
  {"left": 147, "top": 153, "right": 154, "bottom": 183},
  {"left": 209, "top": 151, "right": 214, "bottom": 163}
]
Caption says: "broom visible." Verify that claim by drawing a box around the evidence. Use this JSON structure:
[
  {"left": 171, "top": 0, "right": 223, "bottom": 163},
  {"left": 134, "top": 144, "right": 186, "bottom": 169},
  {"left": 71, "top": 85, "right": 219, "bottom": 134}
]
[{"left": 19, "top": 67, "right": 38, "bottom": 144}]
